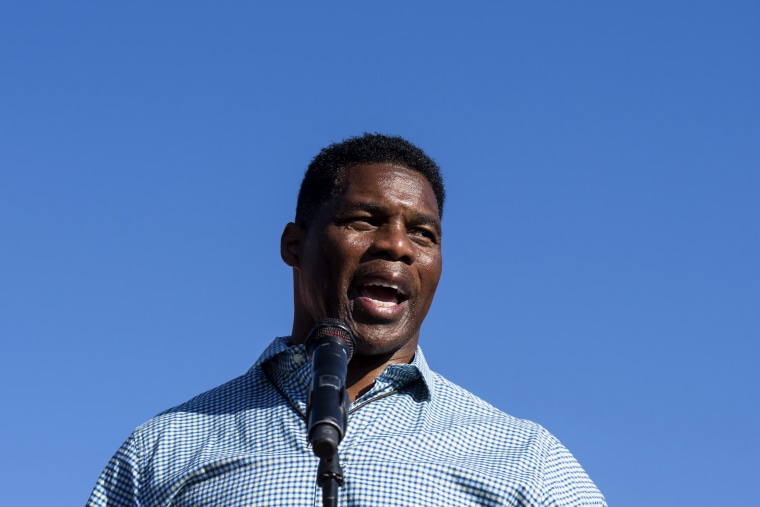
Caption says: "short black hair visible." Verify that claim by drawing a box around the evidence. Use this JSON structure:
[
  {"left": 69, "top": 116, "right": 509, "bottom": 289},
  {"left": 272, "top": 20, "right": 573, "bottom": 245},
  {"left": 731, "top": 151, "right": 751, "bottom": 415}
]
[{"left": 295, "top": 133, "right": 445, "bottom": 227}]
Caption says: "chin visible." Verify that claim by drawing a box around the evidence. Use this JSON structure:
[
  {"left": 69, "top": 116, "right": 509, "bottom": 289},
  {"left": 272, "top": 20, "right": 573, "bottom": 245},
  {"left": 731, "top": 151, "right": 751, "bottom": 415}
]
[{"left": 350, "top": 323, "right": 418, "bottom": 358}]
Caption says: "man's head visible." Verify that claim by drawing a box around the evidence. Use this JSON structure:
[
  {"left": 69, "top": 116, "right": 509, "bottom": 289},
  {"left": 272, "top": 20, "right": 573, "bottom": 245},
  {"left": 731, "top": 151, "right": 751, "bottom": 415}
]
[
  {"left": 295, "top": 133, "right": 445, "bottom": 228},
  {"left": 282, "top": 134, "right": 445, "bottom": 361}
]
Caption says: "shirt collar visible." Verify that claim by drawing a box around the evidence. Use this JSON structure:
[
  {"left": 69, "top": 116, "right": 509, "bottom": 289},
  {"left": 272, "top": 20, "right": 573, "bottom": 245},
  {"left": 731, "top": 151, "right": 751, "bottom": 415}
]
[
  {"left": 252, "top": 336, "right": 300, "bottom": 368},
  {"left": 376, "top": 347, "right": 434, "bottom": 401},
  {"left": 251, "top": 336, "right": 434, "bottom": 405}
]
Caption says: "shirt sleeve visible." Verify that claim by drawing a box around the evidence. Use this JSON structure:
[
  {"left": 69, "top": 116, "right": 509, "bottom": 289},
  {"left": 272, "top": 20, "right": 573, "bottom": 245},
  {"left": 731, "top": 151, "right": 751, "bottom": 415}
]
[
  {"left": 542, "top": 437, "right": 607, "bottom": 507},
  {"left": 86, "top": 433, "right": 142, "bottom": 507}
]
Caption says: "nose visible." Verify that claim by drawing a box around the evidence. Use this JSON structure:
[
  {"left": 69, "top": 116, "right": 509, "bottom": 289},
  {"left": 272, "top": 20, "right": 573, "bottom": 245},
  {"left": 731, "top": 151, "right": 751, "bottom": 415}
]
[{"left": 369, "top": 221, "right": 414, "bottom": 263}]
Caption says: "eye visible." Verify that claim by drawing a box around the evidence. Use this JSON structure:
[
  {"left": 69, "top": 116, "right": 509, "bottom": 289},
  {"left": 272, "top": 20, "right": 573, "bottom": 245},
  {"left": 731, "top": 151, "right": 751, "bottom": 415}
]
[
  {"left": 409, "top": 227, "right": 439, "bottom": 245},
  {"left": 338, "top": 216, "right": 376, "bottom": 231}
]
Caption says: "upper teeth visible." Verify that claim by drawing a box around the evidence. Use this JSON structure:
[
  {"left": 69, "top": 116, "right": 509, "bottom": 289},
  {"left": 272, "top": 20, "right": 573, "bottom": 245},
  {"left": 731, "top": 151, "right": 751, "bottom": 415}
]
[{"left": 371, "top": 283, "right": 398, "bottom": 290}]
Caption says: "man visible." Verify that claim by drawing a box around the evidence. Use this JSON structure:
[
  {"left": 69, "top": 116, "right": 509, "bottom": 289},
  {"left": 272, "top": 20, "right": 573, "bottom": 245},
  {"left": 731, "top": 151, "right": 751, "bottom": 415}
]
[{"left": 87, "top": 133, "right": 606, "bottom": 506}]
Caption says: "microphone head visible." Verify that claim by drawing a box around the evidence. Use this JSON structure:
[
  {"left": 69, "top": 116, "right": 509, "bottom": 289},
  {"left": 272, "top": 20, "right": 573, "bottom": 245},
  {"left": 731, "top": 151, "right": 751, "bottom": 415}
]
[{"left": 305, "top": 318, "right": 356, "bottom": 360}]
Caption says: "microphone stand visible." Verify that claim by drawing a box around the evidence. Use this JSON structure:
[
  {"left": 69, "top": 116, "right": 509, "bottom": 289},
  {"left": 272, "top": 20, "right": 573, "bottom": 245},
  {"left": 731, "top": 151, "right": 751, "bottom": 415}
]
[
  {"left": 316, "top": 452, "right": 344, "bottom": 507},
  {"left": 304, "top": 319, "right": 356, "bottom": 507}
]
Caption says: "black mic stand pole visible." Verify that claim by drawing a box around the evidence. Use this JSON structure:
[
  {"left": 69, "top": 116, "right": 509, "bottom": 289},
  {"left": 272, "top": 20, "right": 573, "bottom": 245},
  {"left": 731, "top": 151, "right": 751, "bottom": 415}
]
[
  {"left": 310, "top": 395, "right": 348, "bottom": 507},
  {"left": 316, "top": 452, "right": 343, "bottom": 507}
]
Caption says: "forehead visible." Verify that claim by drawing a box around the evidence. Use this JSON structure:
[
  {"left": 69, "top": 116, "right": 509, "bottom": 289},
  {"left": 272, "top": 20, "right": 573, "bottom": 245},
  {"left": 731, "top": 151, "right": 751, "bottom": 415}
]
[{"left": 334, "top": 163, "right": 440, "bottom": 216}]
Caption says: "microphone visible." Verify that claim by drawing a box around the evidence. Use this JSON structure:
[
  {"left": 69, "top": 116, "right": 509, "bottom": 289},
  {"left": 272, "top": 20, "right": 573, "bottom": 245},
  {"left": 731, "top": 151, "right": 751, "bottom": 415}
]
[{"left": 305, "top": 319, "right": 356, "bottom": 459}]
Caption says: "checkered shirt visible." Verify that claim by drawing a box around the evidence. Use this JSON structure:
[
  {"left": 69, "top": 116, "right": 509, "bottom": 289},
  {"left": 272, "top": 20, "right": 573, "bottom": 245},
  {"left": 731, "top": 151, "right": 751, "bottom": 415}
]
[{"left": 87, "top": 337, "right": 606, "bottom": 506}]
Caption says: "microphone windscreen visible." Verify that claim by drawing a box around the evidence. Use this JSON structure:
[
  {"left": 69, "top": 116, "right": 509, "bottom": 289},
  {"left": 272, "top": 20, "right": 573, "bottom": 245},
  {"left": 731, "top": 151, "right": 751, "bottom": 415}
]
[{"left": 305, "top": 319, "right": 356, "bottom": 360}]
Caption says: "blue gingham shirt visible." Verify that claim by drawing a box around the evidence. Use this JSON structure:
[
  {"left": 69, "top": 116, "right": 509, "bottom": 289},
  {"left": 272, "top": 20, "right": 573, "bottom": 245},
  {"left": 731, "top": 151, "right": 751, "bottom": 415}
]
[{"left": 87, "top": 337, "right": 606, "bottom": 506}]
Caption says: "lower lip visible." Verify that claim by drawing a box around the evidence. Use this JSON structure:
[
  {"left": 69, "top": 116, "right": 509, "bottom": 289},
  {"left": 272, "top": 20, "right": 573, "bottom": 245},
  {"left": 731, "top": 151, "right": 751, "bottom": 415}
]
[{"left": 355, "top": 296, "right": 406, "bottom": 319}]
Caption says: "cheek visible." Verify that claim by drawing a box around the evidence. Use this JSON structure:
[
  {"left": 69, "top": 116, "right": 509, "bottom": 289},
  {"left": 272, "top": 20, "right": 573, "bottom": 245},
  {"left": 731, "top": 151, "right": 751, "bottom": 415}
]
[
  {"left": 326, "top": 231, "right": 369, "bottom": 263},
  {"left": 419, "top": 251, "right": 443, "bottom": 279},
  {"left": 417, "top": 259, "right": 442, "bottom": 301},
  {"left": 317, "top": 241, "right": 359, "bottom": 285}
]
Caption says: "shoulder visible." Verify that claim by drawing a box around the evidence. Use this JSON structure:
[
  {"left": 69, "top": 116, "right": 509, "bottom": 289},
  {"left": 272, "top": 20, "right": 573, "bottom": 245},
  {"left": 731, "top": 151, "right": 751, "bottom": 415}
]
[
  {"left": 426, "top": 371, "right": 606, "bottom": 506},
  {"left": 158, "top": 368, "right": 263, "bottom": 417},
  {"left": 129, "top": 366, "right": 274, "bottom": 447},
  {"left": 427, "top": 370, "right": 546, "bottom": 436}
]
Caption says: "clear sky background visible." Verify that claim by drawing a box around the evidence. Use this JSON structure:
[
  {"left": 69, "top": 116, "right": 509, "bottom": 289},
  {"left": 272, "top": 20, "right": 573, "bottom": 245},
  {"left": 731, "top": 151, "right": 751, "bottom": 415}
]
[{"left": 2, "top": 2, "right": 758, "bottom": 505}]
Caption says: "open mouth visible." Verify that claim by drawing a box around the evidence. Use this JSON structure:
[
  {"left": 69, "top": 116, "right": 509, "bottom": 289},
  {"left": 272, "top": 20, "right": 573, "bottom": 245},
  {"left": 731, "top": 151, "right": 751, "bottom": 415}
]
[{"left": 355, "top": 282, "right": 409, "bottom": 308}]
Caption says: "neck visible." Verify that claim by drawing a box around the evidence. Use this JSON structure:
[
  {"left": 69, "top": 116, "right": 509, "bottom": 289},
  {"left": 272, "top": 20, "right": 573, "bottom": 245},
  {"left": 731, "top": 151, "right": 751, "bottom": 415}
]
[
  {"left": 288, "top": 314, "right": 418, "bottom": 402},
  {"left": 344, "top": 346, "right": 416, "bottom": 402}
]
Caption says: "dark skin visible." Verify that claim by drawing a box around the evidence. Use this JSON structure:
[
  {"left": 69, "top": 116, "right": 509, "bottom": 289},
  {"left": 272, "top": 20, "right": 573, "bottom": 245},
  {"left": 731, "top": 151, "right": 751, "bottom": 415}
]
[{"left": 281, "top": 163, "right": 443, "bottom": 401}]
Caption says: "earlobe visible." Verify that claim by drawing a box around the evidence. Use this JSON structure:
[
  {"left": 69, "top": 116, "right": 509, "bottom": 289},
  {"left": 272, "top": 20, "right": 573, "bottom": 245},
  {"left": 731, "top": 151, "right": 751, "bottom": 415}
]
[{"left": 280, "top": 222, "right": 303, "bottom": 268}]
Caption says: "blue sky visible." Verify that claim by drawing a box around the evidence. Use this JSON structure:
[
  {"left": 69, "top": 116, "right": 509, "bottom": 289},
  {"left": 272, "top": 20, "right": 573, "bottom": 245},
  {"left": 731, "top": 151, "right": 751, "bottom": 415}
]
[{"left": 2, "top": 2, "right": 758, "bottom": 505}]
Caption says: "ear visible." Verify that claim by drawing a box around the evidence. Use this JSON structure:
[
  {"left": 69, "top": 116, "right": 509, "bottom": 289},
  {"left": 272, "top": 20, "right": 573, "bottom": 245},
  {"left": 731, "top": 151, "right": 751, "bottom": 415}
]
[{"left": 280, "top": 222, "right": 304, "bottom": 268}]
